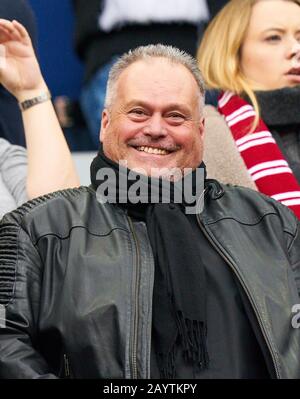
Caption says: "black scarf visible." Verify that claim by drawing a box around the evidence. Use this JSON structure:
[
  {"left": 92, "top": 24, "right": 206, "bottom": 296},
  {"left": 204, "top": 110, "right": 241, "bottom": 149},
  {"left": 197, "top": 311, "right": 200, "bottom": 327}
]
[
  {"left": 247, "top": 86, "right": 300, "bottom": 127},
  {"left": 90, "top": 146, "right": 209, "bottom": 378}
]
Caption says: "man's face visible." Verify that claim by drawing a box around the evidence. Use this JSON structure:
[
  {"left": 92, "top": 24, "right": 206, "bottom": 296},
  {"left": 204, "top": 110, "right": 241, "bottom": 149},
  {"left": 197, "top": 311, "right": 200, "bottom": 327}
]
[{"left": 100, "top": 58, "right": 205, "bottom": 178}]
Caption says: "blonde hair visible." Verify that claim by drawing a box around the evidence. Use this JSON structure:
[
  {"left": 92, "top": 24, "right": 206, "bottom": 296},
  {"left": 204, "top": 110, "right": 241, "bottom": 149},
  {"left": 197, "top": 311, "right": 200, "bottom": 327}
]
[{"left": 197, "top": 0, "right": 300, "bottom": 130}]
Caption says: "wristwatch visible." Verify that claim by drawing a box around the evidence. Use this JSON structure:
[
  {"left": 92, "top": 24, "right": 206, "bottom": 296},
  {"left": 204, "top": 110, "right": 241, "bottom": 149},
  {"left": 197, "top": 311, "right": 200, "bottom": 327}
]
[{"left": 19, "top": 91, "right": 51, "bottom": 111}]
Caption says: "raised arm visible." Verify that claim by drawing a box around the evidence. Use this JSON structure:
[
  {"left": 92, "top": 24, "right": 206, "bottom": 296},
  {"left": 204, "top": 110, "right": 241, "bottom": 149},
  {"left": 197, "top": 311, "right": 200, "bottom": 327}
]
[{"left": 0, "top": 19, "right": 80, "bottom": 199}]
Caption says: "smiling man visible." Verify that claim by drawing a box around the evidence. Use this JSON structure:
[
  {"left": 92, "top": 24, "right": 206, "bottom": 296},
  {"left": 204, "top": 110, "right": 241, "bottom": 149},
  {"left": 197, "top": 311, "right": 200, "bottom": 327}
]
[
  {"left": 1, "top": 45, "right": 300, "bottom": 379},
  {"left": 100, "top": 51, "right": 205, "bottom": 177}
]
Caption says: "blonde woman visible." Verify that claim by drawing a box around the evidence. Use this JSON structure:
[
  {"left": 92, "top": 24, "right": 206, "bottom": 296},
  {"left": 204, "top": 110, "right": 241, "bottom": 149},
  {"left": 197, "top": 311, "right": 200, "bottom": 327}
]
[{"left": 198, "top": 0, "right": 300, "bottom": 219}]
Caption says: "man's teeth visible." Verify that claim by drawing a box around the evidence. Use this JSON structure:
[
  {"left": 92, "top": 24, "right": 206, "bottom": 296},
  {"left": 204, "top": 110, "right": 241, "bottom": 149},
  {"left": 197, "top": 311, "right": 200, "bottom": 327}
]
[{"left": 136, "top": 146, "right": 170, "bottom": 155}]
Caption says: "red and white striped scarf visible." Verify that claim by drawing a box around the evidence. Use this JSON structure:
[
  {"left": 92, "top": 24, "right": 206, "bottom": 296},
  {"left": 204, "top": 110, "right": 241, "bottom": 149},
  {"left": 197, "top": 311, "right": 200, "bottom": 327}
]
[{"left": 218, "top": 91, "right": 300, "bottom": 219}]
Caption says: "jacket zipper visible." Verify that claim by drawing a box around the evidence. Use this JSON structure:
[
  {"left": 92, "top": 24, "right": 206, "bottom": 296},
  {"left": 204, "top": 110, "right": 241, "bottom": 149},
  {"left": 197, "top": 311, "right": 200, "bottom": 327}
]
[
  {"left": 196, "top": 214, "right": 281, "bottom": 378},
  {"left": 63, "top": 353, "right": 71, "bottom": 378},
  {"left": 127, "top": 216, "right": 141, "bottom": 379}
]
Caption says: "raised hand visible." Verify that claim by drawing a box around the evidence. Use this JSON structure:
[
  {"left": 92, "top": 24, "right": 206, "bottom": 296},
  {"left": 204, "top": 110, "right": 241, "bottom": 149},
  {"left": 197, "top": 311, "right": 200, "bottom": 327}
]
[{"left": 0, "top": 19, "right": 46, "bottom": 100}]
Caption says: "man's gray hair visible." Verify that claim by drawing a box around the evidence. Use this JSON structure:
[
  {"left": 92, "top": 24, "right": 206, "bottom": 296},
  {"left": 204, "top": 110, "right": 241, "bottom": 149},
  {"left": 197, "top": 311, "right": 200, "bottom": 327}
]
[{"left": 104, "top": 44, "right": 206, "bottom": 109}]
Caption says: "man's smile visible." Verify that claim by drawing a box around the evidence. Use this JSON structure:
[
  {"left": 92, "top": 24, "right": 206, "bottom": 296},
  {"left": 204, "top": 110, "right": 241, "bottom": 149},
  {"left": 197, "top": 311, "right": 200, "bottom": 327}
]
[{"left": 135, "top": 146, "right": 171, "bottom": 155}]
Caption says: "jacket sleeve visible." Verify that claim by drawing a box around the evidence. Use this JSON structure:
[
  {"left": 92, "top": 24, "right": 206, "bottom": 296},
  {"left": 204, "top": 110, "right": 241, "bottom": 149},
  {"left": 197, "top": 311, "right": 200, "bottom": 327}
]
[
  {"left": 0, "top": 216, "right": 57, "bottom": 378},
  {"left": 0, "top": 138, "right": 28, "bottom": 207},
  {"left": 287, "top": 220, "right": 300, "bottom": 298}
]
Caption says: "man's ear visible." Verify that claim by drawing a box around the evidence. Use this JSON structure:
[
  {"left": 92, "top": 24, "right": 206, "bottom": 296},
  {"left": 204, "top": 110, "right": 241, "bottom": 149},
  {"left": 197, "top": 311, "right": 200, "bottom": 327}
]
[
  {"left": 199, "top": 116, "right": 205, "bottom": 140},
  {"left": 100, "top": 109, "right": 110, "bottom": 143}
]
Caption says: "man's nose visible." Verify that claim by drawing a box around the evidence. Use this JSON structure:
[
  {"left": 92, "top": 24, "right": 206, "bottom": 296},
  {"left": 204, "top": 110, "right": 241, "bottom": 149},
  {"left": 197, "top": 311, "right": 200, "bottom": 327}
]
[{"left": 143, "top": 114, "right": 167, "bottom": 138}]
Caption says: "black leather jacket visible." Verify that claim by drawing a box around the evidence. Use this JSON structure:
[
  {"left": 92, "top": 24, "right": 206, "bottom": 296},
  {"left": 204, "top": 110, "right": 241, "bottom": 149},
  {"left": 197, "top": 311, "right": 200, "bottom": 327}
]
[{"left": 0, "top": 182, "right": 300, "bottom": 379}]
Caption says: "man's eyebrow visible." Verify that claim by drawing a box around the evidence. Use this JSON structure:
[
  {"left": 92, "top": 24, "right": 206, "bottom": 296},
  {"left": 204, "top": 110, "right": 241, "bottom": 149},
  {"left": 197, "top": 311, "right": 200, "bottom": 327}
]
[
  {"left": 164, "top": 103, "right": 192, "bottom": 114},
  {"left": 125, "top": 100, "right": 192, "bottom": 113},
  {"left": 125, "top": 100, "right": 150, "bottom": 108}
]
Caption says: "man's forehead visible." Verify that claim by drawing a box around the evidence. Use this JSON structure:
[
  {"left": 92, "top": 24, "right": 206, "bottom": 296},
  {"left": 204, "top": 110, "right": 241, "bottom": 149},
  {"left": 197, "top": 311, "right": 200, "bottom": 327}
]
[
  {"left": 117, "top": 58, "right": 196, "bottom": 85},
  {"left": 115, "top": 58, "right": 199, "bottom": 100}
]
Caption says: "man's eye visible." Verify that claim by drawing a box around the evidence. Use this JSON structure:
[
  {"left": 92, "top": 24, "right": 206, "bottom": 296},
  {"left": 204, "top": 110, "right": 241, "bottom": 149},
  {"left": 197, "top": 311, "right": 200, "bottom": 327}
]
[
  {"left": 167, "top": 113, "right": 185, "bottom": 121},
  {"left": 129, "top": 109, "right": 146, "bottom": 116},
  {"left": 168, "top": 114, "right": 184, "bottom": 119}
]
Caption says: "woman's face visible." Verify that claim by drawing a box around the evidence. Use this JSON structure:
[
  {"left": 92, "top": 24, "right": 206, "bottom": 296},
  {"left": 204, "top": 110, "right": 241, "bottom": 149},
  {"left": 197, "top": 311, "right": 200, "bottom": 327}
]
[{"left": 240, "top": 0, "right": 300, "bottom": 90}]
